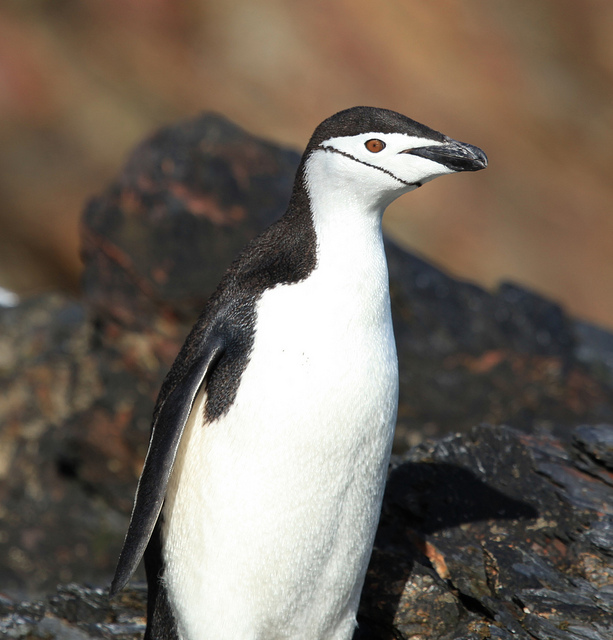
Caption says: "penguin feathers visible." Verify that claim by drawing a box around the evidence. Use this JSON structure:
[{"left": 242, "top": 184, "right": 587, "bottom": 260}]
[{"left": 110, "top": 336, "right": 225, "bottom": 596}]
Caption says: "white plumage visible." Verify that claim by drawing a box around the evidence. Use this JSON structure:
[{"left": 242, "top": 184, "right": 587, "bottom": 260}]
[{"left": 163, "top": 148, "right": 399, "bottom": 639}]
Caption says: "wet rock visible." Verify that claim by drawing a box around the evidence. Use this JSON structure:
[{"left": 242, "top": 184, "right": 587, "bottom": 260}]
[
  {"left": 357, "top": 423, "right": 613, "bottom": 639},
  {"left": 0, "top": 583, "right": 146, "bottom": 639},
  {"left": 1, "top": 111, "right": 613, "bottom": 603}
]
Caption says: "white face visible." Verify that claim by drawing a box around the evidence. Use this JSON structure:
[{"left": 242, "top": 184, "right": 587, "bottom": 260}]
[{"left": 309, "top": 131, "right": 454, "bottom": 212}]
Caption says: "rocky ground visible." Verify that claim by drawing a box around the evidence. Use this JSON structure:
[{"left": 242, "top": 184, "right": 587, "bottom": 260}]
[
  {"left": 2, "top": 423, "right": 613, "bottom": 639},
  {"left": 1, "top": 113, "right": 612, "bottom": 637}
]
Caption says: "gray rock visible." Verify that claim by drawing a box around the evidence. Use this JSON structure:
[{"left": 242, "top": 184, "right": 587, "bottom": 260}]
[
  {"left": 4, "top": 424, "right": 613, "bottom": 638},
  {"left": 1, "top": 112, "right": 613, "bottom": 635},
  {"left": 357, "top": 424, "right": 613, "bottom": 638},
  {"left": 0, "top": 583, "right": 146, "bottom": 639}
]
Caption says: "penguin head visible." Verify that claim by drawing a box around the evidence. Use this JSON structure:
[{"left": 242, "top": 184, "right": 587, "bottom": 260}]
[{"left": 304, "top": 107, "right": 487, "bottom": 211}]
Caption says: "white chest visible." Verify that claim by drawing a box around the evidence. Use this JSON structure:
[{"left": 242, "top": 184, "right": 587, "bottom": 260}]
[{"left": 162, "top": 205, "right": 398, "bottom": 640}]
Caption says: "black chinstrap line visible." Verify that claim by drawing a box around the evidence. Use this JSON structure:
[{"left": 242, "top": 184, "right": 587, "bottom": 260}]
[{"left": 317, "top": 145, "right": 421, "bottom": 188}]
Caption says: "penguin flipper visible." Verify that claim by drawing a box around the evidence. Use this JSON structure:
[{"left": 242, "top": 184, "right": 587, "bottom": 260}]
[{"left": 109, "top": 335, "right": 226, "bottom": 597}]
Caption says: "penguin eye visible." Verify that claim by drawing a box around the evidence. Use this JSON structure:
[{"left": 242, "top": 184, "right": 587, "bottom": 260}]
[{"left": 365, "top": 139, "right": 385, "bottom": 153}]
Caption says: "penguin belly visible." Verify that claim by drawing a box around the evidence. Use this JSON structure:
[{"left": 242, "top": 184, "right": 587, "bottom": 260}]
[{"left": 161, "top": 271, "right": 398, "bottom": 640}]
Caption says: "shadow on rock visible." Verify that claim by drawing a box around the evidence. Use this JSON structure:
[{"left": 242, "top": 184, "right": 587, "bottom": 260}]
[
  {"left": 356, "top": 424, "right": 613, "bottom": 640},
  {"left": 384, "top": 461, "right": 538, "bottom": 535},
  {"left": 356, "top": 457, "right": 538, "bottom": 639}
]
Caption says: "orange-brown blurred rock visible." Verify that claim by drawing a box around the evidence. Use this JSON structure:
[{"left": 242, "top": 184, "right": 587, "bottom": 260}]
[{"left": 1, "top": 2, "right": 613, "bottom": 330}]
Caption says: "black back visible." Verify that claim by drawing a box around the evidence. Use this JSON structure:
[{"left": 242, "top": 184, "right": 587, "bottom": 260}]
[
  {"left": 155, "top": 162, "right": 317, "bottom": 425},
  {"left": 144, "top": 518, "right": 179, "bottom": 640}
]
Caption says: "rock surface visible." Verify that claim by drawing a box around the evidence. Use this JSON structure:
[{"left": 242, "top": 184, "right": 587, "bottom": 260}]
[
  {"left": 358, "top": 423, "right": 613, "bottom": 639},
  {"left": 2, "top": 423, "right": 613, "bottom": 639},
  {"left": 1, "top": 112, "right": 613, "bottom": 634}
]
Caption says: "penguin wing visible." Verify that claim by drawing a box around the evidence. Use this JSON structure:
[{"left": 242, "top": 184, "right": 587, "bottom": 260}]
[{"left": 109, "top": 334, "right": 226, "bottom": 596}]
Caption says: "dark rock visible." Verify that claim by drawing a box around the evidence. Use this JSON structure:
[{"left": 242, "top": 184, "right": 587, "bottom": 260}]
[
  {"left": 81, "top": 113, "right": 300, "bottom": 325},
  {"left": 0, "top": 583, "right": 146, "bottom": 639},
  {"left": 3, "top": 424, "right": 613, "bottom": 639},
  {"left": 574, "top": 424, "right": 613, "bottom": 470},
  {"left": 386, "top": 243, "right": 613, "bottom": 446},
  {"left": 1, "top": 111, "right": 613, "bottom": 616},
  {"left": 357, "top": 424, "right": 613, "bottom": 639}
]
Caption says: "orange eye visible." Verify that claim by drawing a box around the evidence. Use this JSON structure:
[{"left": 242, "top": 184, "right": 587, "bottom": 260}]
[{"left": 365, "top": 139, "right": 385, "bottom": 153}]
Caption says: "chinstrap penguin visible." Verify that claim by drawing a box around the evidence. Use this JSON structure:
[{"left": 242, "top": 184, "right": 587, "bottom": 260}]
[{"left": 110, "top": 106, "right": 487, "bottom": 640}]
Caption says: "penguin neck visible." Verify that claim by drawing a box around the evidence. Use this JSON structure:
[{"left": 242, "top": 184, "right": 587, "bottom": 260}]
[{"left": 301, "top": 151, "right": 388, "bottom": 281}]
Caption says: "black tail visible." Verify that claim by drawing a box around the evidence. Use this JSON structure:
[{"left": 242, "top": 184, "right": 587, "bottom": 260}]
[{"left": 143, "top": 517, "right": 180, "bottom": 640}]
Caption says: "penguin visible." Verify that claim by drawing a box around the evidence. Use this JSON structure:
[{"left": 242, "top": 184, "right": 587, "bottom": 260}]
[{"left": 109, "top": 106, "right": 487, "bottom": 640}]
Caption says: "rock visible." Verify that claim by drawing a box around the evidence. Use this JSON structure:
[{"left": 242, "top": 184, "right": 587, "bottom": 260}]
[
  {"left": 1, "top": 111, "right": 613, "bottom": 606},
  {"left": 0, "top": 294, "right": 126, "bottom": 596},
  {"left": 81, "top": 113, "right": 300, "bottom": 325},
  {"left": 386, "top": 243, "right": 613, "bottom": 447},
  {"left": 359, "top": 423, "right": 613, "bottom": 639},
  {"left": 0, "top": 114, "right": 300, "bottom": 596},
  {"left": 3, "top": 424, "right": 613, "bottom": 639},
  {"left": 0, "top": 582, "right": 146, "bottom": 639},
  {"left": 574, "top": 424, "right": 613, "bottom": 470}
]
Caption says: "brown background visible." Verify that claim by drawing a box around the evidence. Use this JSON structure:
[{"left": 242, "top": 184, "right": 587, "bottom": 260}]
[{"left": 1, "top": 0, "right": 612, "bottom": 327}]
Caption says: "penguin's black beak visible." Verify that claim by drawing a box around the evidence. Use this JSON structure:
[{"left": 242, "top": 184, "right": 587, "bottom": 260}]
[{"left": 402, "top": 138, "right": 488, "bottom": 172}]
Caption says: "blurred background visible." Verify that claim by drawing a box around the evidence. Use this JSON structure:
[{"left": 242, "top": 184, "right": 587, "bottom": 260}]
[{"left": 1, "top": 0, "right": 612, "bottom": 327}]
